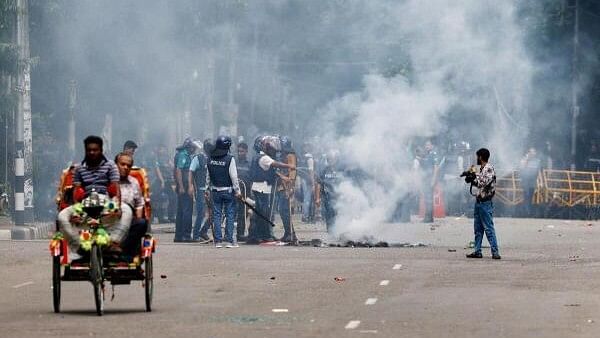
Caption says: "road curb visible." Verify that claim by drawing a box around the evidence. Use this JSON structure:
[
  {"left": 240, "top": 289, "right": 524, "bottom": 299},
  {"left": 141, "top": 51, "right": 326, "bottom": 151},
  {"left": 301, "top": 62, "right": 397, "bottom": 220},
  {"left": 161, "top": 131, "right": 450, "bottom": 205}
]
[{"left": 10, "top": 223, "right": 54, "bottom": 240}]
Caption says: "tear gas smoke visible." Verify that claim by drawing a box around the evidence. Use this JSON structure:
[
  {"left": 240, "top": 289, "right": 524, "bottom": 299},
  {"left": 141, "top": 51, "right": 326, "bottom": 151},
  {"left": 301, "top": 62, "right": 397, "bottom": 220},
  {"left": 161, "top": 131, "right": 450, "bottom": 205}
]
[{"left": 316, "top": 0, "right": 535, "bottom": 241}]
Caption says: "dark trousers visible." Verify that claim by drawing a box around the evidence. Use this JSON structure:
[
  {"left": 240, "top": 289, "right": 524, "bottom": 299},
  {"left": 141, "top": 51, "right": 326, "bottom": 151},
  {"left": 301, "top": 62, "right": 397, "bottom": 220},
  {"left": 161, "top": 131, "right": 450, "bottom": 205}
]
[
  {"left": 322, "top": 197, "right": 336, "bottom": 232},
  {"left": 277, "top": 191, "right": 294, "bottom": 239},
  {"left": 154, "top": 185, "right": 176, "bottom": 222},
  {"left": 236, "top": 199, "right": 247, "bottom": 238},
  {"left": 122, "top": 218, "right": 148, "bottom": 257},
  {"left": 247, "top": 192, "right": 274, "bottom": 242},
  {"left": 423, "top": 185, "right": 434, "bottom": 222},
  {"left": 521, "top": 184, "right": 535, "bottom": 217},
  {"left": 175, "top": 192, "right": 193, "bottom": 241},
  {"left": 192, "top": 190, "right": 205, "bottom": 240}
]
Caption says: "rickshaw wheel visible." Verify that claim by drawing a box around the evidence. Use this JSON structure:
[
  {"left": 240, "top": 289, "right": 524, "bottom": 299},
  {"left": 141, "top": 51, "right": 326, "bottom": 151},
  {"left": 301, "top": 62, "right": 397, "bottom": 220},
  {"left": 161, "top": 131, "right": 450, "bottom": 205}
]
[
  {"left": 90, "top": 244, "right": 104, "bottom": 316},
  {"left": 144, "top": 256, "right": 153, "bottom": 312},
  {"left": 52, "top": 256, "right": 61, "bottom": 313}
]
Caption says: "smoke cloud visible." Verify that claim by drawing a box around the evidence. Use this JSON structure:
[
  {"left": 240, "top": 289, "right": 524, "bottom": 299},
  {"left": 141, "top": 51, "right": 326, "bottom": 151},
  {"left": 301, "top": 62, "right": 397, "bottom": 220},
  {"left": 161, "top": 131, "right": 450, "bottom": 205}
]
[{"left": 315, "top": 0, "right": 535, "bottom": 240}]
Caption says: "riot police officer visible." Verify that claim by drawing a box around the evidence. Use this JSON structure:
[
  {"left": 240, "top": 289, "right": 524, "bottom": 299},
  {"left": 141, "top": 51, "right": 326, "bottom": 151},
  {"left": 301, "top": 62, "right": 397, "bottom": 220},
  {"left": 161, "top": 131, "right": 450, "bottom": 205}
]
[
  {"left": 247, "top": 136, "right": 294, "bottom": 244},
  {"left": 235, "top": 142, "right": 251, "bottom": 241},
  {"left": 205, "top": 136, "right": 241, "bottom": 247},
  {"left": 189, "top": 139, "right": 209, "bottom": 242},
  {"left": 276, "top": 136, "right": 297, "bottom": 242},
  {"left": 316, "top": 151, "right": 341, "bottom": 232}
]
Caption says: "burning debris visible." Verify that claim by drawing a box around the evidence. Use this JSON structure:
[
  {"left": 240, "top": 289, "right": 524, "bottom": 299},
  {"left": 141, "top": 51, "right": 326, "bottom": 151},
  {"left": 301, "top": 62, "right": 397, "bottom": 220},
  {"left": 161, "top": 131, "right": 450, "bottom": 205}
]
[{"left": 296, "top": 236, "right": 428, "bottom": 248}]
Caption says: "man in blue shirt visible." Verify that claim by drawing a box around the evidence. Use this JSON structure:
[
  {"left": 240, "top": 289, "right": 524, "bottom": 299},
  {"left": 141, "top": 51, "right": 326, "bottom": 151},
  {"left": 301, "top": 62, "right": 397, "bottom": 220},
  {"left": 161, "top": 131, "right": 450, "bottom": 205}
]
[
  {"left": 188, "top": 139, "right": 210, "bottom": 242},
  {"left": 173, "top": 138, "right": 195, "bottom": 242}
]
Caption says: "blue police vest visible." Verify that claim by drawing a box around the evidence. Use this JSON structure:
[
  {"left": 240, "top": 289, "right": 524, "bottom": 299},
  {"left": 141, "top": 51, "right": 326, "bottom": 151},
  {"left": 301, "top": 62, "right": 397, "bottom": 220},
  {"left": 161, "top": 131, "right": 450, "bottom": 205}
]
[
  {"left": 207, "top": 154, "right": 233, "bottom": 188},
  {"left": 237, "top": 158, "right": 251, "bottom": 183},
  {"left": 250, "top": 154, "right": 277, "bottom": 185}
]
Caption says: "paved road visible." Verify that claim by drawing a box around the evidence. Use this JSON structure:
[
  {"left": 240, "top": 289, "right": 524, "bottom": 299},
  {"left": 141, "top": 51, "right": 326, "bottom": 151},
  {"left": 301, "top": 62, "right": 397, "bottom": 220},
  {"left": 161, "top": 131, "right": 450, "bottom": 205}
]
[{"left": 2, "top": 217, "right": 600, "bottom": 337}]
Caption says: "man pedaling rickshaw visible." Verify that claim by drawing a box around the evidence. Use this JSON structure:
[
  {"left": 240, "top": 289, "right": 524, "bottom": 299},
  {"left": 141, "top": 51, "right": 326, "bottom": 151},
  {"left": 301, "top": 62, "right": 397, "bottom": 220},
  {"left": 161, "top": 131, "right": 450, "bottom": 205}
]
[{"left": 57, "top": 135, "right": 130, "bottom": 258}]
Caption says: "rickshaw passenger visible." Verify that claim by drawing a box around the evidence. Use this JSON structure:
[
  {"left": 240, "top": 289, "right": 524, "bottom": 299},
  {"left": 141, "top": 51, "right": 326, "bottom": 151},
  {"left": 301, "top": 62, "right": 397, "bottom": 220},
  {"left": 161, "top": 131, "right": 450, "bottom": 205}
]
[
  {"left": 57, "top": 136, "right": 127, "bottom": 254},
  {"left": 114, "top": 152, "right": 149, "bottom": 257}
]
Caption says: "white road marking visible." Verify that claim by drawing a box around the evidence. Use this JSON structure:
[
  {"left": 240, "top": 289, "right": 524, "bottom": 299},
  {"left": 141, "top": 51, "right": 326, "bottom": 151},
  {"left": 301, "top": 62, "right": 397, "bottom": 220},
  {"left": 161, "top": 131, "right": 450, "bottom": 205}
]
[
  {"left": 379, "top": 280, "right": 390, "bottom": 286},
  {"left": 393, "top": 264, "right": 402, "bottom": 270},
  {"left": 12, "top": 281, "right": 34, "bottom": 289},
  {"left": 365, "top": 298, "right": 378, "bottom": 305},
  {"left": 360, "top": 330, "right": 378, "bottom": 334},
  {"left": 272, "top": 309, "right": 289, "bottom": 313},
  {"left": 345, "top": 320, "right": 361, "bottom": 329}
]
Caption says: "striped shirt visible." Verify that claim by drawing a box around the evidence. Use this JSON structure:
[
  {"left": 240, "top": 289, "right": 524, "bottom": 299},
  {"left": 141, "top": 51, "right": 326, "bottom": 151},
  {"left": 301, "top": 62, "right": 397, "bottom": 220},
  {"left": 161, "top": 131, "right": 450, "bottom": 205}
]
[{"left": 74, "top": 157, "right": 120, "bottom": 195}]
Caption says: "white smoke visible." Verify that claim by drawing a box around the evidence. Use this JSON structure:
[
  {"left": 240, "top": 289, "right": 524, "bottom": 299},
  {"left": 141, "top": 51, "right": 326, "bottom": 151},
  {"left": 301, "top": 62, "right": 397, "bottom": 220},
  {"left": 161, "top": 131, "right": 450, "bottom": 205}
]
[{"left": 318, "top": 0, "right": 535, "bottom": 240}]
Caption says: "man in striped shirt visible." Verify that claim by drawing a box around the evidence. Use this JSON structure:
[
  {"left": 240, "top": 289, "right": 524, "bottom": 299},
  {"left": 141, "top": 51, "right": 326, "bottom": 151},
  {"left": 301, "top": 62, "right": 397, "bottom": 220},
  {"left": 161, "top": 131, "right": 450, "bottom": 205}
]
[{"left": 57, "top": 135, "right": 124, "bottom": 254}]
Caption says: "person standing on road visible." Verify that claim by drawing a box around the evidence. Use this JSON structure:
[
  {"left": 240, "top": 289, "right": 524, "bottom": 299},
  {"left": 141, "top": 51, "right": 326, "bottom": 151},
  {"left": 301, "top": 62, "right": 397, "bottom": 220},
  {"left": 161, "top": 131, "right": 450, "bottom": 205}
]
[
  {"left": 189, "top": 139, "right": 210, "bottom": 242},
  {"left": 298, "top": 142, "right": 316, "bottom": 223},
  {"left": 247, "top": 137, "right": 295, "bottom": 244},
  {"left": 520, "top": 147, "right": 540, "bottom": 217},
  {"left": 123, "top": 140, "right": 138, "bottom": 157},
  {"left": 315, "top": 151, "right": 341, "bottom": 233},
  {"left": 464, "top": 148, "right": 501, "bottom": 260},
  {"left": 205, "top": 136, "right": 241, "bottom": 248},
  {"left": 235, "top": 142, "right": 251, "bottom": 241},
  {"left": 421, "top": 140, "right": 439, "bottom": 223},
  {"left": 276, "top": 136, "right": 298, "bottom": 243},
  {"left": 173, "top": 138, "right": 195, "bottom": 242}
]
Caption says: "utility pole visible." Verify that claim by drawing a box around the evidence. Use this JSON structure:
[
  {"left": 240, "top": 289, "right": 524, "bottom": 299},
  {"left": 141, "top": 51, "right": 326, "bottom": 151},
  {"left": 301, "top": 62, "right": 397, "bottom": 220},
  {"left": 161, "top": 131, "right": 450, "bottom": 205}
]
[
  {"left": 205, "top": 51, "right": 215, "bottom": 139},
  {"left": 15, "top": 0, "right": 33, "bottom": 224},
  {"left": 68, "top": 80, "right": 77, "bottom": 160},
  {"left": 222, "top": 29, "right": 239, "bottom": 138},
  {"left": 249, "top": 21, "right": 258, "bottom": 123},
  {"left": 570, "top": 0, "right": 579, "bottom": 170}
]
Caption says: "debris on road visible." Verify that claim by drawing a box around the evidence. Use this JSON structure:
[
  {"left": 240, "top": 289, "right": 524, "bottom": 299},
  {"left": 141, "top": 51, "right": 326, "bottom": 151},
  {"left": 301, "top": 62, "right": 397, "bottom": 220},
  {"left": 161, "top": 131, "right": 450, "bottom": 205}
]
[
  {"left": 160, "top": 274, "right": 167, "bottom": 279},
  {"left": 448, "top": 249, "right": 456, "bottom": 252},
  {"left": 564, "top": 304, "right": 581, "bottom": 307},
  {"left": 569, "top": 255, "right": 580, "bottom": 261},
  {"left": 334, "top": 277, "right": 346, "bottom": 283},
  {"left": 272, "top": 309, "right": 289, "bottom": 313},
  {"left": 270, "top": 276, "right": 276, "bottom": 280}
]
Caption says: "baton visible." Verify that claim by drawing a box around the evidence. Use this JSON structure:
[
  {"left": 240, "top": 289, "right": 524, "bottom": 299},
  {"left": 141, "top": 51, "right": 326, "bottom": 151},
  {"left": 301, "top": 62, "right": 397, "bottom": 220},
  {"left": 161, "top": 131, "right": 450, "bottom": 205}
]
[{"left": 237, "top": 196, "right": 277, "bottom": 228}]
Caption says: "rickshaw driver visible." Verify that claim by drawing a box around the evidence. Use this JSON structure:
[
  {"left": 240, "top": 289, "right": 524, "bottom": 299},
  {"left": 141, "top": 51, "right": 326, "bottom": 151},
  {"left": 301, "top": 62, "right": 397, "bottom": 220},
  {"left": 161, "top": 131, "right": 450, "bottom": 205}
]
[{"left": 57, "top": 135, "right": 125, "bottom": 255}]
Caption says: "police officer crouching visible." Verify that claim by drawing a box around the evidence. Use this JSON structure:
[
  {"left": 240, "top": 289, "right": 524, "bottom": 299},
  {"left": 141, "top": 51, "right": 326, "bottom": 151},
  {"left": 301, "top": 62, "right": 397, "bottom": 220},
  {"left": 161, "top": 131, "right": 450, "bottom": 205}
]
[
  {"left": 205, "top": 136, "right": 242, "bottom": 248},
  {"left": 462, "top": 148, "right": 501, "bottom": 260}
]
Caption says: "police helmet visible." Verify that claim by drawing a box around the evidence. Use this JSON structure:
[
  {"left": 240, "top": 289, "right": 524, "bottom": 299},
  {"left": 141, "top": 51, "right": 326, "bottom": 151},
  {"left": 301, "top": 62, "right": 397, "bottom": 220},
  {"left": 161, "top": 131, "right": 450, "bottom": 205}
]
[
  {"left": 280, "top": 136, "right": 293, "bottom": 152},
  {"left": 253, "top": 135, "right": 265, "bottom": 153},
  {"left": 211, "top": 135, "right": 232, "bottom": 157},
  {"left": 215, "top": 135, "right": 232, "bottom": 150}
]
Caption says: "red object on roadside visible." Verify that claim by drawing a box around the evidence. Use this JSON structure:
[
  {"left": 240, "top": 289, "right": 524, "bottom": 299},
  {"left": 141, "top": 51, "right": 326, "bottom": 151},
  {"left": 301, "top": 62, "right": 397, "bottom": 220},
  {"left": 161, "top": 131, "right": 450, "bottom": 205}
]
[{"left": 418, "top": 184, "right": 446, "bottom": 219}]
